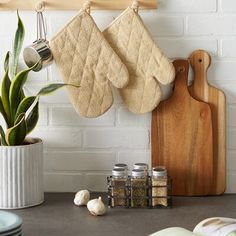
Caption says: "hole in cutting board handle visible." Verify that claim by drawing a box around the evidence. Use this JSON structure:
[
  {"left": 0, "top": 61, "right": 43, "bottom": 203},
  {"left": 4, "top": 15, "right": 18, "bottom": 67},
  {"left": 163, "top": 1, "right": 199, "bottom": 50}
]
[
  {"left": 177, "top": 66, "right": 185, "bottom": 73},
  {"left": 198, "top": 58, "right": 203, "bottom": 63}
]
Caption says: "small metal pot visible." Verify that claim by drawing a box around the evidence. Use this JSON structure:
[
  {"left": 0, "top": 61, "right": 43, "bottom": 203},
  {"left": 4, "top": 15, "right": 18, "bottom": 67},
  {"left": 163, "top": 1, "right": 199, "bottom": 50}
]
[
  {"left": 24, "top": 7, "right": 53, "bottom": 72},
  {"left": 23, "top": 39, "right": 53, "bottom": 72}
]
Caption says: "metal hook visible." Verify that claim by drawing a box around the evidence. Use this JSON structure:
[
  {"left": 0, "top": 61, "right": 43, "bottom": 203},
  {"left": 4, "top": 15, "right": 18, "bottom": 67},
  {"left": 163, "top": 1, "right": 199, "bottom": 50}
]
[
  {"left": 35, "top": 1, "right": 45, "bottom": 12},
  {"left": 35, "top": 1, "right": 47, "bottom": 41}
]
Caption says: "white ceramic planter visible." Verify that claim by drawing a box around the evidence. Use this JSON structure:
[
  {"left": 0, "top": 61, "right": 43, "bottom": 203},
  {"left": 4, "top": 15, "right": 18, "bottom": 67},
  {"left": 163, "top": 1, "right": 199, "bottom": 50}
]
[{"left": 0, "top": 138, "right": 44, "bottom": 209}]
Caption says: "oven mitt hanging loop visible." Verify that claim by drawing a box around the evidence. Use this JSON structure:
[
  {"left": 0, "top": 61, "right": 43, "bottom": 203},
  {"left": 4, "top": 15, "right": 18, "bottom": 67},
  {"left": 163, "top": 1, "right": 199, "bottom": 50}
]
[
  {"left": 49, "top": 1, "right": 129, "bottom": 118},
  {"left": 82, "top": 0, "right": 91, "bottom": 14},
  {"left": 103, "top": 1, "right": 175, "bottom": 114},
  {"left": 131, "top": 0, "right": 139, "bottom": 12},
  {"left": 131, "top": 1, "right": 139, "bottom": 13}
]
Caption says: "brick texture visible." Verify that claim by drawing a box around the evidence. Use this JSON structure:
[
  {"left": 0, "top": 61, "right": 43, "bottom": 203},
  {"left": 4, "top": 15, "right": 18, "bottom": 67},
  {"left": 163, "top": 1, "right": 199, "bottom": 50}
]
[
  {"left": 0, "top": 0, "right": 236, "bottom": 192},
  {"left": 221, "top": 0, "right": 236, "bottom": 12}
]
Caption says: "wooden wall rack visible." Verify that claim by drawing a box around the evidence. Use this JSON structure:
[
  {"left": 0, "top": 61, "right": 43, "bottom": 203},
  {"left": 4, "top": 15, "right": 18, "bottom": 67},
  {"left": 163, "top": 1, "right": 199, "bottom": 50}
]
[{"left": 0, "top": 0, "right": 157, "bottom": 10}]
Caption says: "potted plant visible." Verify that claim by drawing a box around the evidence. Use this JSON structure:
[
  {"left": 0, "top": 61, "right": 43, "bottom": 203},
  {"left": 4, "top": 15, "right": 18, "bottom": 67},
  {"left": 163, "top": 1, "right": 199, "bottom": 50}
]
[{"left": 0, "top": 13, "right": 75, "bottom": 209}]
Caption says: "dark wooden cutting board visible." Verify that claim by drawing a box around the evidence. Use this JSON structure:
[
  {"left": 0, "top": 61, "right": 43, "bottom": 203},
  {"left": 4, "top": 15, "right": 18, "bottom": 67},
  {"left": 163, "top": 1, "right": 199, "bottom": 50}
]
[
  {"left": 189, "top": 50, "right": 226, "bottom": 195},
  {"left": 152, "top": 59, "right": 214, "bottom": 196}
]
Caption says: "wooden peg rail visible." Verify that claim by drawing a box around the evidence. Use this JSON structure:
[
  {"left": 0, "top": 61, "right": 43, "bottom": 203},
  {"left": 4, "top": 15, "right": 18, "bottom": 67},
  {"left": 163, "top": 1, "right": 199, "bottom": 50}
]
[{"left": 0, "top": 0, "right": 157, "bottom": 11}]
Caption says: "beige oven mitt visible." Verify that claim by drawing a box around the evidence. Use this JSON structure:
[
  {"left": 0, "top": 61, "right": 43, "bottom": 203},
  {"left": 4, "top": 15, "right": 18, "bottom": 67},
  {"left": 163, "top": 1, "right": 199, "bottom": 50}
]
[
  {"left": 49, "top": 3, "right": 129, "bottom": 118},
  {"left": 103, "top": 1, "right": 175, "bottom": 114}
]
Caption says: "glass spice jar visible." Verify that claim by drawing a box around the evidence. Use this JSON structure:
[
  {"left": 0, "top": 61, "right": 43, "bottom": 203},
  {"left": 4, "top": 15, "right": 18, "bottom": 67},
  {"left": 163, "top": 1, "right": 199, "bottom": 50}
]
[
  {"left": 133, "top": 163, "right": 149, "bottom": 176},
  {"left": 114, "top": 163, "right": 128, "bottom": 172},
  {"left": 131, "top": 169, "right": 147, "bottom": 207},
  {"left": 152, "top": 167, "right": 168, "bottom": 207},
  {"left": 111, "top": 168, "right": 128, "bottom": 207}
]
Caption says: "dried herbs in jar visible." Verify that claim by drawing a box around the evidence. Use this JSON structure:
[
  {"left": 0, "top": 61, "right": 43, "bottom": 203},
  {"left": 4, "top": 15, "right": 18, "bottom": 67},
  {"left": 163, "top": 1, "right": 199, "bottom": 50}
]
[
  {"left": 152, "top": 167, "right": 168, "bottom": 207},
  {"left": 111, "top": 168, "right": 128, "bottom": 207},
  {"left": 131, "top": 169, "right": 147, "bottom": 207}
]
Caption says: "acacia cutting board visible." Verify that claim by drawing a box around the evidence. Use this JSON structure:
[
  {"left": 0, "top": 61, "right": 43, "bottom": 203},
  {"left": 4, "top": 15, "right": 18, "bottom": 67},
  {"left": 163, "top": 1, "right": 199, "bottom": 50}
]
[
  {"left": 152, "top": 59, "right": 213, "bottom": 196},
  {"left": 189, "top": 50, "right": 226, "bottom": 195}
]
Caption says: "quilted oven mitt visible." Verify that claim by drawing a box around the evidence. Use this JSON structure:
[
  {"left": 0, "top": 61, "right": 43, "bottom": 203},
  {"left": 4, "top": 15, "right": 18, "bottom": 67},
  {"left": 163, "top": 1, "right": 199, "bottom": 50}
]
[
  {"left": 49, "top": 4, "right": 129, "bottom": 118},
  {"left": 103, "top": 1, "right": 175, "bottom": 114}
]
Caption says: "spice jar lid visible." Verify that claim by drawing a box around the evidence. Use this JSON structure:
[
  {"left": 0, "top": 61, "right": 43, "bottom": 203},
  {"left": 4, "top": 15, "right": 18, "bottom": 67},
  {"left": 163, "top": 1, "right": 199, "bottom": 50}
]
[
  {"left": 131, "top": 169, "right": 146, "bottom": 177},
  {"left": 114, "top": 163, "right": 128, "bottom": 170},
  {"left": 112, "top": 168, "right": 127, "bottom": 177},
  {"left": 152, "top": 167, "right": 167, "bottom": 177},
  {"left": 133, "top": 163, "right": 148, "bottom": 171}
]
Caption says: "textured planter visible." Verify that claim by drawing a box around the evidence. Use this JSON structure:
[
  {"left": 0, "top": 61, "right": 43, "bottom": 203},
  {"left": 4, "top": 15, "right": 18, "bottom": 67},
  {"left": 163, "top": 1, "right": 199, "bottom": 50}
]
[{"left": 0, "top": 138, "right": 44, "bottom": 209}]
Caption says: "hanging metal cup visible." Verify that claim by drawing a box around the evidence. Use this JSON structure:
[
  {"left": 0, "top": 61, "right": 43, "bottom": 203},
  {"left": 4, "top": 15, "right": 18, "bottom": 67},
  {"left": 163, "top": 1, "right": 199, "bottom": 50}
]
[{"left": 23, "top": 4, "right": 53, "bottom": 72}]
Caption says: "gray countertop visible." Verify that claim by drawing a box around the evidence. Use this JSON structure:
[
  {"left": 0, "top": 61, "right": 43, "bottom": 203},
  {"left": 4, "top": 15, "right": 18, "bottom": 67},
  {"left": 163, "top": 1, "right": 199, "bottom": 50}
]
[{"left": 8, "top": 193, "right": 236, "bottom": 236}]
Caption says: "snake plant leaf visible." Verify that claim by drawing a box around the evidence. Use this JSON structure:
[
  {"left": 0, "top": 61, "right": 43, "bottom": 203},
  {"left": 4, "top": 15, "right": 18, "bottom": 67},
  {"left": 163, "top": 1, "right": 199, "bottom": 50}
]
[
  {"left": 9, "top": 63, "right": 38, "bottom": 117},
  {"left": 0, "top": 97, "right": 10, "bottom": 127},
  {"left": 1, "top": 68, "right": 12, "bottom": 125},
  {"left": 0, "top": 125, "right": 7, "bottom": 146},
  {"left": 26, "top": 101, "right": 39, "bottom": 134},
  {"left": 23, "top": 84, "right": 77, "bottom": 133},
  {"left": 15, "top": 96, "right": 37, "bottom": 121},
  {"left": 4, "top": 51, "right": 10, "bottom": 72},
  {"left": 5, "top": 113, "right": 26, "bottom": 146},
  {"left": 14, "top": 112, "right": 25, "bottom": 125},
  {"left": 37, "top": 83, "right": 79, "bottom": 96},
  {"left": 20, "top": 90, "right": 25, "bottom": 100},
  {"left": 11, "top": 11, "right": 25, "bottom": 77}
]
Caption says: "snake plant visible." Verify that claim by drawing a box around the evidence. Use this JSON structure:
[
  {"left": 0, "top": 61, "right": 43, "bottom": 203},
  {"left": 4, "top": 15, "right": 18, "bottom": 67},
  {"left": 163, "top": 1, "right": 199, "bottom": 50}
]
[{"left": 0, "top": 12, "right": 75, "bottom": 146}]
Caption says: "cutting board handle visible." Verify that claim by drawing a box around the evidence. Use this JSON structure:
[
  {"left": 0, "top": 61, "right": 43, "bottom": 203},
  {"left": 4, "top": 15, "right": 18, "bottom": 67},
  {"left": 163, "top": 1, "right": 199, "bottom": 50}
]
[
  {"left": 173, "top": 59, "right": 189, "bottom": 94},
  {"left": 189, "top": 50, "right": 211, "bottom": 84}
]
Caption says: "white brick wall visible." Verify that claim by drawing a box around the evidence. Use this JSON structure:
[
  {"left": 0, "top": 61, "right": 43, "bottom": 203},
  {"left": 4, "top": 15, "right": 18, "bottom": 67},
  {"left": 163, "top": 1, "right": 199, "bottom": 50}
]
[
  {"left": 0, "top": 0, "right": 236, "bottom": 193},
  {"left": 221, "top": 0, "right": 236, "bottom": 12},
  {"left": 83, "top": 129, "right": 149, "bottom": 149},
  {"left": 187, "top": 15, "right": 236, "bottom": 36}
]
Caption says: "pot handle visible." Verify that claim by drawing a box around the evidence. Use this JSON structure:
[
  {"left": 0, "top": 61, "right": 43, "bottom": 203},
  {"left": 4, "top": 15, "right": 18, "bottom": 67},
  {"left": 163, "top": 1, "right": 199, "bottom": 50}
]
[{"left": 35, "top": 1, "right": 47, "bottom": 41}]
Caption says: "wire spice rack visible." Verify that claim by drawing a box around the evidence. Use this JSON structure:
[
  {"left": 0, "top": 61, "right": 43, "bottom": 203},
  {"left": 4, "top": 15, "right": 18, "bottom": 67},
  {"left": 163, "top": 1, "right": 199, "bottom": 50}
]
[{"left": 107, "top": 176, "right": 172, "bottom": 209}]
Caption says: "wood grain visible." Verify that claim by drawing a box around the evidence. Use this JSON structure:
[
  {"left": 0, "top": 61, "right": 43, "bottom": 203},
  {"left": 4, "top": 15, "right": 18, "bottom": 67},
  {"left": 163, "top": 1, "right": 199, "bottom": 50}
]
[
  {"left": 0, "top": 0, "right": 157, "bottom": 10},
  {"left": 189, "top": 50, "right": 226, "bottom": 195},
  {"left": 152, "top": 59, "right": 214, "bottom": 196}
]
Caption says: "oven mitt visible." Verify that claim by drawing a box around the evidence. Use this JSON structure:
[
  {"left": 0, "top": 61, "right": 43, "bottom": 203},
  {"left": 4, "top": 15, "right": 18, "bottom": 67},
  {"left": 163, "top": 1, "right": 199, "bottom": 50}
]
[
  {"left": 49, "top": 3, "right": 129, "bottom": 118},
  {"left": 103, "top": 1, "right": 175, "bottom": 114}
]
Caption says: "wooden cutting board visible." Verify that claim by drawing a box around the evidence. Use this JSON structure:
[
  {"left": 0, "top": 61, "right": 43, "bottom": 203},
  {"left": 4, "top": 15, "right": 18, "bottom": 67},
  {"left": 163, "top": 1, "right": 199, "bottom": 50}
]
[
  {"left": 151, "top": 59, "right": 213, "bottom": 196},
  {"left": 189, "top": 50, "right": 226, "bottom": 195}
]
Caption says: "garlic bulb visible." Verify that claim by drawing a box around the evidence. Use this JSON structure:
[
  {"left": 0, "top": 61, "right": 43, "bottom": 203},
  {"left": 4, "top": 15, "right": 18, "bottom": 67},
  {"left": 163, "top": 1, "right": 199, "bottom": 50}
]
[
  {"left": 87, "top": 197, "right": 106, "bottom": 216},
  {"left": 74, "top": 190, "right": 90, "bottom": 206}
]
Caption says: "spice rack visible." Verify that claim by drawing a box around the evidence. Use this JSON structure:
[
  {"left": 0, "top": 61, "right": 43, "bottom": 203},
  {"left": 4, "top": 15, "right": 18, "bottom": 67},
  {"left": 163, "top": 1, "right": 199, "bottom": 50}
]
[{"left": 107, "top": 176, "right": 172, "bottom": 209}]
